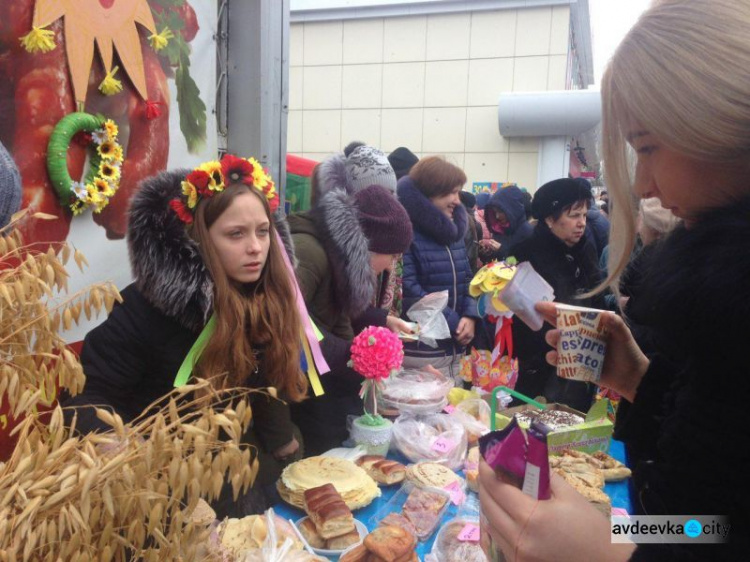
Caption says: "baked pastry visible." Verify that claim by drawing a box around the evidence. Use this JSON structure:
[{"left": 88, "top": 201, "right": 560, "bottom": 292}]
[
  {"left": 592, "top": 451, "right": 632, "bottom": 481},
  {"left": 515, "top": 408, "right": 584, "bottom": 430},
  {"left": 556, "top": 469, "right": 611, "bottom": 516},
  {"left": 186, "top": 498, "right": 216, "bottom": 526},
  {"left": 363, "top": 525, "right": 417, "bottom": 562},
  {"left": 297, "top": 518, "right": 326, "bottom": 549},
  {"left": 356, "top": 455, "right": 406, "bottom": 485},
  {"left": 406, "top": 461, "right": 464, "bottom": 490},
  {"left": 434, "top": 520, "right": 486, "bottom": 562},
  {"left": 278, "top": 456, "right": 380, "bottom": 509},
  {"left": 402, "top": 487, "right": 449, "bottom": 540},
  {"left": 304, "top": 484, "right": 355, "bottom": 539},
  {"left": 378, "top": 513, "right": 417, "bottom": 539},
  {"left": 219, "top": 514, "right": 302, "bottom": 555},
  {"left": 326, "top": 528, "right": 361, "bottom": 550}
]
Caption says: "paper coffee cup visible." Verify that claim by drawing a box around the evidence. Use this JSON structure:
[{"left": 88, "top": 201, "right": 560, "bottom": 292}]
[{"left": 555, "top": 304, "right": 607, "bottom": 383}]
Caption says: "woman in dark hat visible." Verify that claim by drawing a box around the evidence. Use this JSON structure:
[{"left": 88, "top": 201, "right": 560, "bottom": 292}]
[{"left": 510, "top": 177, "right": 604, "bottom": 411}]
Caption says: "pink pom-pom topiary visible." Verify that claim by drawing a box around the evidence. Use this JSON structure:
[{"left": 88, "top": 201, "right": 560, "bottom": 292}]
[{"left": 349, "top": 326, "right": 404, "bottom": 381}]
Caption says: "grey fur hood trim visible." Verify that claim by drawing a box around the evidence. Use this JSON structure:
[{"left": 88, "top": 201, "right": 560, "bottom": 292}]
[
  {"left": 314, "top": 153, "right": 348, "bottom": 204},
  {"left": 127, "top": 169, "right": 296, "bottom": 332},
  {"left": 314, "top": 188, "right": 374, "bottom": 317}
]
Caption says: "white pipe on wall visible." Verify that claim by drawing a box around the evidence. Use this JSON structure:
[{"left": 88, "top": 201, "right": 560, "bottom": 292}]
[{"left": 497, "top": 89, "right": 601, "bottom": 138}]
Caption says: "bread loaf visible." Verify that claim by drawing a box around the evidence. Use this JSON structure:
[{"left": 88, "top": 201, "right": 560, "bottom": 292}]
[{"left": 304, "top": 484, "right": 355, "bottom": 539}]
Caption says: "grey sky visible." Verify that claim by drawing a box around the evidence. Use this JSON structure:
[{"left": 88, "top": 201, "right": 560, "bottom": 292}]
[{"left": 589, "top": 0, "right": 652, "bottom": 84}]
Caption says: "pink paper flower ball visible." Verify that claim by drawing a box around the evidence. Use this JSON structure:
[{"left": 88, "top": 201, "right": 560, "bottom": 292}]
[{"left": 349, "top": 326, "right": 404, "bottom": 381}]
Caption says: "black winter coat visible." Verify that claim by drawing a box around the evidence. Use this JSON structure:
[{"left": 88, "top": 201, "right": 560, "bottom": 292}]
[
  {"left": 614, "top": 198, "right": 750, "bottom": 561},
  {"left": 511, "top": 223, "right": 604, "bottom": 411},
  {"left": 61, "top": 169, "right": 302, "bottom": 517}
]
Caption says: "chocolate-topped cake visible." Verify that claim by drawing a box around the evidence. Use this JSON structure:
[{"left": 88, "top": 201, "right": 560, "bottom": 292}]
[{"left": 514, "top": 409, "right": 584, "bottom": 430}]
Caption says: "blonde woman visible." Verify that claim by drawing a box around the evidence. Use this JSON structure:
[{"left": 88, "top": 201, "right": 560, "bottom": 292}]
[
  {"left": 65, "top": 156, "right": 308, "bottom": 516},
  {"left": 480, "top": 1, "right": 749, "bottom": 559}
]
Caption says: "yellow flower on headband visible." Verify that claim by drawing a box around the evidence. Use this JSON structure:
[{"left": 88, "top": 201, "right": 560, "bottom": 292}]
[
  {"left": 198, "top": 161, "right": 225, "bottom": 191},
  {"left": 181, "top": 181, "right": 198, "bottom": 209},
  {"left": 247, "top": 157, "right": 270, "bottom": 188}
]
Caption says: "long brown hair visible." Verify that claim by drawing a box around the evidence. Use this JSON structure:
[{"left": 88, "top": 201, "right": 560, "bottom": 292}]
[{"left": 189, "top": 184, "right": 308, "bottom": 402}]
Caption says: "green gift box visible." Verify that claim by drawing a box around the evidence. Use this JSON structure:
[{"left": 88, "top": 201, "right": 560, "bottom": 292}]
[{"left": 490, "top": 386, "right": 613, "bottom": 455}]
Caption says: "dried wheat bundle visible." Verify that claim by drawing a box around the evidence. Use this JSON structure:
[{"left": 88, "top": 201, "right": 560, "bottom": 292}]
[
  {"left": 0, "top": 379, "right": 258, "bottom": 562},
  {"left": 0, "top": 212, "right": 122, "bottom": 419}
]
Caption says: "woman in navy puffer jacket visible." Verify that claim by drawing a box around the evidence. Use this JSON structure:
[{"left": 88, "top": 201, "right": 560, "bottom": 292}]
[{"left": 397, "top": 156, "right": 479, "bottom": 383}]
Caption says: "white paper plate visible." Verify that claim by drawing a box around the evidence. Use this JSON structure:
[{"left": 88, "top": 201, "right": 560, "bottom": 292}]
[{"left": 295, "top": 516, "right": 368, "bottom": 557}]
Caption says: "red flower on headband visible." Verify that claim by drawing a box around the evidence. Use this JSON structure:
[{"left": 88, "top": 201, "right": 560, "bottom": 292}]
[
  {"left": 221, "top": 154, "right": 254, "bottom": 186},
  {"left": 186, "top": 170, "right": 212, "bottom": 197},
  {"left": 169, "top": 199, "right": 194, "bottom": 224}
]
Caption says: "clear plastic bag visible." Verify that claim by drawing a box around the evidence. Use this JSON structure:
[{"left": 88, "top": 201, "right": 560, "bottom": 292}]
[
  {"left": 429, "top": 517, "right": 486, "bottom": 562},
  {"left": 380, "top": 368, "right": 454, "bottom": 415},
  {"left": 392, "top": 413, "right": 468, "bottom": 469},
  {"left": 406, "top": 291, "right": 451, "bottom": 348},
  {"left": 452, "top": 399, "right": 491, "bottom": 445}
]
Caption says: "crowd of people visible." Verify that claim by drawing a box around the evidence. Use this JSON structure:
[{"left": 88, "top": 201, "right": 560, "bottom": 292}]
[{"left": 0, "top": 0, "right": 747, "bottom": 558}]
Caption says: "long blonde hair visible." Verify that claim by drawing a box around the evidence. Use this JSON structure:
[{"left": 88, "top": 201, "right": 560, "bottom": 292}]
[
  {"left": 190, "top": 184, "right": 308, "bottom": 402},
  {"left": 601, "top": 0, "right": 750, "bottom": 293}
]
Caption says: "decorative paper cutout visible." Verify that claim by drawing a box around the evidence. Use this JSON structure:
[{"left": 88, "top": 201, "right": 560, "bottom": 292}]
[{"left": 32, "top": 0, "right": 156, "bottom": 103}]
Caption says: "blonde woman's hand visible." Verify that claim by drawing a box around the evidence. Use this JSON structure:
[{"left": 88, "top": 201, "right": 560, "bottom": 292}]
[
  {"left": 534, "top": 302, "right": 650, "bottom": 402},
  {"left": 479, "top": 459, "right": 635, "bottom": 562}
]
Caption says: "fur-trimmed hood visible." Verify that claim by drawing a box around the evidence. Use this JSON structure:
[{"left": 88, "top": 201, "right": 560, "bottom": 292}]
[
  {"left": 288, "top": 189, "right": 373, "bottom": 317},
  {"left": 396, "top": 176, "right": 468, "bottom": 245},
  {"left": 127, "top": 169, "right": 296, "bottom": 332},
  {"left": 315, "top": 153, "right": 349, "bottom": 203}
]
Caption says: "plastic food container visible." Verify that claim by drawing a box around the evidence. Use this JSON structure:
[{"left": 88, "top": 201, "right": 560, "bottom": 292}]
[
  {"left": 430, "top": 517, "right": 486, "bottom": 562},
  {"left": 368, "top": 482, "right": 451, "bottom": 542},
  {"left": 392, "top": 413, "right": 468, "bottom": 469},
  {"left": 380, "top": 369, "right": 454, "bottom": 415},
  {"left": 294, "top": 516, "right": 368, "bottom": 558}
]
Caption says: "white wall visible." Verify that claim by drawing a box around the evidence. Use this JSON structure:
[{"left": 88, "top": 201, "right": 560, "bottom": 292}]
[{"left": 288, "top": 5, "right": 571, "bottom": 191}]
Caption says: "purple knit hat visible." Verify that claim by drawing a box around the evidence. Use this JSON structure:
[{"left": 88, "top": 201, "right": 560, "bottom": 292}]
[{"left": 353, "top": 184, "right": 413, "bottom": 254}]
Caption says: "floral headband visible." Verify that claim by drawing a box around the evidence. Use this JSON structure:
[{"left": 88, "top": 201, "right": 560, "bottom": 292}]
[{"left": 169, "top": 154, "right": 279, "bottom": 224}]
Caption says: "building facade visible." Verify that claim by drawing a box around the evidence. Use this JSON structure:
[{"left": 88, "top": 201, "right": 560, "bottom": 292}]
[{"left": 287, "top": 0, "right": 595, "bottom": 191}]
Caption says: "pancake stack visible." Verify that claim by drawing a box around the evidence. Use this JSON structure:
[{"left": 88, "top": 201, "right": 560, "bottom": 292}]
[{"left": 277, "top": 456, "right": 381, "bottom": 510}]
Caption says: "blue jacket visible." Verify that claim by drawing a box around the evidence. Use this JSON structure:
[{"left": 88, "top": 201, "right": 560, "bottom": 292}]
[
  {"left": 483, "top": 186, "right": 534, "bottom": 260},
  {"left": 397, "top": 177, "right": 479, "bottom": 357}
]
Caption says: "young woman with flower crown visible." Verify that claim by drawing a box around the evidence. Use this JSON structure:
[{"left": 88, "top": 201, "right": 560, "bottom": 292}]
[{"left": 64, "top": 154, "right": 309, "bottom": 516}]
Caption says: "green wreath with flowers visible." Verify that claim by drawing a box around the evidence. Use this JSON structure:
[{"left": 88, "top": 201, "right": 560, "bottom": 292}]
[{"left": 46, "top": 112, "right": 124, "bottom": 215}]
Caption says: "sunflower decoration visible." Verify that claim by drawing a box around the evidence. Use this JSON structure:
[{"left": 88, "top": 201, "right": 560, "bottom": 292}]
[
  {"left": 171, "top": 154, "right": 280, "bottom": 225},
  {"left": 47, "top": 113, "right": 124, "bottom": 216}
]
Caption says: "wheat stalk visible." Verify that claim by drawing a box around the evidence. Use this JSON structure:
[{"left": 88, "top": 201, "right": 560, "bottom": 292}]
[
  {"left": 0, "top": 382, "right": 258, "bottom": 561},
  {"left": 0, "top": 213, "right": 260, "bottom": 560}
]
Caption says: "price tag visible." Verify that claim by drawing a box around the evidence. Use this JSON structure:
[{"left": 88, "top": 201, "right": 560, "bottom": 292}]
[
  {"left": 432, "top": 437, "right": 456, "bottom": 455},
  {"left": 444, "top": 481, "right": 465, "bottom": 506},
  {"left": 458, "top": 523, "right": 480, "bottom": 542},
  {"left": 443, "top": 404, "right": 456, "bottom": 414}
]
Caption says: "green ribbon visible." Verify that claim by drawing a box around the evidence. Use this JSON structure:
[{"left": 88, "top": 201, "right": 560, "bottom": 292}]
[{"left": 174, "top": 314, "right": 216, "bottom": 387}]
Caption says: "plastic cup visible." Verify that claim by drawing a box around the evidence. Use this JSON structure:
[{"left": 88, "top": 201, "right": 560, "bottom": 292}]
[{"left": 555, "top": 304, "right": 607, "bottom": 383}]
